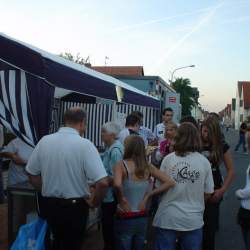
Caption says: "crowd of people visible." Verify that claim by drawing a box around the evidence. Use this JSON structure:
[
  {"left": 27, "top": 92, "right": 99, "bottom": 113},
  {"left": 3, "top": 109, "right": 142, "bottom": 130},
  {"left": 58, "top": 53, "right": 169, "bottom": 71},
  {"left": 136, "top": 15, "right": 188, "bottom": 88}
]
[{"left": 3, "top": 106, "right": 250, "bottom": 250}]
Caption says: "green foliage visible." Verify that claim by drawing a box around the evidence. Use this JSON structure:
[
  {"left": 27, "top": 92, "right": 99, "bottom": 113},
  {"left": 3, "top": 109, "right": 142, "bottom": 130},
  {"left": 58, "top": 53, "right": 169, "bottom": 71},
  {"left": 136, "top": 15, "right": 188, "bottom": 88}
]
[
  {"left": 59, "top": 52, "right": 86, "bottom": 65},
  {"left": 172, "top": 78, "right": 198, "bottom": 117}
]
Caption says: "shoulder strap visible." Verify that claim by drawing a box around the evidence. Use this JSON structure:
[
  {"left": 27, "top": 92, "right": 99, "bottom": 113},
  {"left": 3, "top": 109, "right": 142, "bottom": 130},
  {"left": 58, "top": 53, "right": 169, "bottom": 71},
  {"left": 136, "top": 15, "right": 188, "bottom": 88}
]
[{"left": 122, "top": 160, "right": 130, "bottom": 179}]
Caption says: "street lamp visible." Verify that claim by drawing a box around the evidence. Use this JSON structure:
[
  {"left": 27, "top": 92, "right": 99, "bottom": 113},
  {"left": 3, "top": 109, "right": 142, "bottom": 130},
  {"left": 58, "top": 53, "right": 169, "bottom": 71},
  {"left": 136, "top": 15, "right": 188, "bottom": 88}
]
[{"left": 170, "top": 65, "right": 195, "bottom": 85}]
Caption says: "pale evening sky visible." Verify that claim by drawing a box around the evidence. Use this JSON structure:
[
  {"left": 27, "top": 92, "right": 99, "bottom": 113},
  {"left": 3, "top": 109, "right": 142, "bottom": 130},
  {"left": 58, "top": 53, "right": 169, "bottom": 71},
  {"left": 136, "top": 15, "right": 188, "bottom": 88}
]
[{"left": 1, "top": 0, "right": 250, "bottom": 112}]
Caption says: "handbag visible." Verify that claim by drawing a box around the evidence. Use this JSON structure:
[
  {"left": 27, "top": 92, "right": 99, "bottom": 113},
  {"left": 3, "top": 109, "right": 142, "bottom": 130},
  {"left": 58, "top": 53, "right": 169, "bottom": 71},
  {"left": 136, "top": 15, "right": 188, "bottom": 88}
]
[{"left": 11, "top": 218, "right": 48, "bottom": 250}]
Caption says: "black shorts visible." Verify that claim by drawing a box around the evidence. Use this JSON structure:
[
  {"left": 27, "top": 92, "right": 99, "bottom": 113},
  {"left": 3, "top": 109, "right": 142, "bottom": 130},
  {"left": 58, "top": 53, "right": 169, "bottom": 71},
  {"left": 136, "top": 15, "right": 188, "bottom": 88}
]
[{"left": 238, "top": 207, "right": 250, "bottom": 229}]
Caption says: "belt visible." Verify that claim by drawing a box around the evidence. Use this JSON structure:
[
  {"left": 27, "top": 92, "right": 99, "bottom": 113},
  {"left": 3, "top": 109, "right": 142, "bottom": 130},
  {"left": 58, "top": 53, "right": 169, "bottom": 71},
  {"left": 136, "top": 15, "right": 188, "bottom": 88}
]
[
  {"left": 116, "top": 210, "right": 147, "bottom": 219},
  {"left": 43, "top": 196, "right": 87, "bottom": 205}
]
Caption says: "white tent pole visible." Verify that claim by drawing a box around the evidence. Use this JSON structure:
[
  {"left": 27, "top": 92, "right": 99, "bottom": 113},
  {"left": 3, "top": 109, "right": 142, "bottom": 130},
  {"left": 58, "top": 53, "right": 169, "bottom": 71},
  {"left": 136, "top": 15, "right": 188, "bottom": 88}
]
[{"left": 112, "top": 101, "right": 117, "bottom": 122}]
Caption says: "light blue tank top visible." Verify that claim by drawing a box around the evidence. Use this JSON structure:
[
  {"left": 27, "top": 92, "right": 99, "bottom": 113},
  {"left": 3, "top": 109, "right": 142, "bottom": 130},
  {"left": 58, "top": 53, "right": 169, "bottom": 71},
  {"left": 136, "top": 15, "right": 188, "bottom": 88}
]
[{"left": 122, "top": 160, "right": 152, "bottom": 212}]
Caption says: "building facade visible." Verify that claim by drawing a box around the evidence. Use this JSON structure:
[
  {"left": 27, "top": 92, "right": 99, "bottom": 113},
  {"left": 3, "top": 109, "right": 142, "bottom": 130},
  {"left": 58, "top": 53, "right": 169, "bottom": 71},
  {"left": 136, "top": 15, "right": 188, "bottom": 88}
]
[
  {"left": 91, "top": 66, "right": 179, "bottom": 120},
  {"left": 235, "top": 81, "right": 250, "bottom": 129}
]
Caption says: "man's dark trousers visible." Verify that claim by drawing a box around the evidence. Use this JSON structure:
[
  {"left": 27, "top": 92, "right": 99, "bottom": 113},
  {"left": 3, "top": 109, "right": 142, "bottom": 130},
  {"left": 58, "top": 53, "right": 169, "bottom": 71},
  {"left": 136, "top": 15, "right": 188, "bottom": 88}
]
[{"left": 41, "top": 197, "right": 89, "bottom": 250}]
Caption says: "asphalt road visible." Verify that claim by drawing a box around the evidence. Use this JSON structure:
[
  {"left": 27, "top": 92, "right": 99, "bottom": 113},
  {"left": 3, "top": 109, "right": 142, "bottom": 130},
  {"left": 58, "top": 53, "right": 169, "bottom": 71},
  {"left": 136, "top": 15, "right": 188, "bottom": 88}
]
[{"left": 215, "top": 128, "right": 248, "bottom": 250}]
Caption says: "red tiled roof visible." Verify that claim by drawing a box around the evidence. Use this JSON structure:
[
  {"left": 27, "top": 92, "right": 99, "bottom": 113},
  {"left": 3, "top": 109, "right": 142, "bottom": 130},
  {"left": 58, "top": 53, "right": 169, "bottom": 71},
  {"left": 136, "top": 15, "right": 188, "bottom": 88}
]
[
  {"left": 91, "top": 66, "right": 144, "bottom": 77},
  {"left": 242, "top": 82, "right": 250, "bottom": 108}
]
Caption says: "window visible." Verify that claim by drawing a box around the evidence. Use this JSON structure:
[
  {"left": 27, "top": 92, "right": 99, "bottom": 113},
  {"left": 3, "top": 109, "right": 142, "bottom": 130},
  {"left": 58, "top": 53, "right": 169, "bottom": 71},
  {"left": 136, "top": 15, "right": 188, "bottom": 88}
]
[
  {"left": 240, "top": 100, "right": 243, "bottom": 107},
  {"left": 240, "top": 114, "right": 244, "bottom": 122}
]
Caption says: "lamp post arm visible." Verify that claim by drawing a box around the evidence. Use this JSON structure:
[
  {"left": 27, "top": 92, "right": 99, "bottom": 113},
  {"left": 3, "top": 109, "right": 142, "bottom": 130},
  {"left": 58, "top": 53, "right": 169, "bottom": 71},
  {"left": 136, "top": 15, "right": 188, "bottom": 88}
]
[{"left": 170, "top": 65, "right": 195, "bottom": 84}]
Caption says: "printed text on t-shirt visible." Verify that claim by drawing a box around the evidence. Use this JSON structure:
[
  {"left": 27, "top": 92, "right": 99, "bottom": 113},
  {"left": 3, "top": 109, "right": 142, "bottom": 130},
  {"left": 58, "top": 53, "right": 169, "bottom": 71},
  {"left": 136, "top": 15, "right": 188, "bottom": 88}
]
[{"left": 171, "top": 161, "right": 200, "bottom": 184}]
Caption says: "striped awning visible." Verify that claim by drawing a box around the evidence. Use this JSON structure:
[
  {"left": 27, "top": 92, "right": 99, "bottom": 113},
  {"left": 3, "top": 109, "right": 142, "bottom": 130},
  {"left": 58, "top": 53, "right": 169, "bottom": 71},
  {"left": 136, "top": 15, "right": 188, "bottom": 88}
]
[
  {"left": 0, "top": 33, "right": 159, "bottom": 145},
  {"left": 0, "top": 33, "right": 160, "bottom": 108},
  {"left": 0, "top": 69, "right": 54, "bottom": 146}
]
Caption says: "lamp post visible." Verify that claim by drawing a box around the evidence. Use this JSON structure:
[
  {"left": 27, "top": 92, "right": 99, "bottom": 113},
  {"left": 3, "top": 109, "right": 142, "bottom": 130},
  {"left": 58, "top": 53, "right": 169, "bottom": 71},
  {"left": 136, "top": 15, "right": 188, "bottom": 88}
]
[{"left": 170, "top": 65, "right": 195, "bottom": 85}]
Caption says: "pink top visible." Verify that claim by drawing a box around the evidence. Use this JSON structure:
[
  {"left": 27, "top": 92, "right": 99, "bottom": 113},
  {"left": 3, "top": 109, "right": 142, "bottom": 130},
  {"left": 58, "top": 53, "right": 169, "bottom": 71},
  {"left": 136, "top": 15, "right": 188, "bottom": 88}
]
[{"left": 160, "top": 139, "right": 172, "bottom": 157}]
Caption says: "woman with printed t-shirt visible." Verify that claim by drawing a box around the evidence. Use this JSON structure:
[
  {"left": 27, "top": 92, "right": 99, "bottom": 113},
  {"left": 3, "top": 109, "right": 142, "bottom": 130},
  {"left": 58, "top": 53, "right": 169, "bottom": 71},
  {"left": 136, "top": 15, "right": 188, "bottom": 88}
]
[
  {"left": 153, "top": 122, "right": 214, "bottom": 250},
  {"left": 201, "top": 117, "right": 234, "bottom": 250}
]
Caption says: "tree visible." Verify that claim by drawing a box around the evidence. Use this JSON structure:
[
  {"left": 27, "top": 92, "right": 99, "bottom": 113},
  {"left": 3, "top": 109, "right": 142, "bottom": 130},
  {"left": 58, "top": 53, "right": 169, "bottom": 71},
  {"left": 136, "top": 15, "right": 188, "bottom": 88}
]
[
  {"left": 59, "top": 52, "right": 88, "bottom": 65},
  {"left": 192, "top": 87, "right": 200, "bottom": 105},
  {"left": 172, "top": 78, "right": 198, "bottom": 117}
]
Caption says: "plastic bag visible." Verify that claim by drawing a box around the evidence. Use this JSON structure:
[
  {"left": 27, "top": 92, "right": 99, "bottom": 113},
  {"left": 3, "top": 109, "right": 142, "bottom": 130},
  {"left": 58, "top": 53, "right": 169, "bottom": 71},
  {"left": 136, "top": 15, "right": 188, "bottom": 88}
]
[{"left": 11, "top": 218, "right": 47, "bottom": 250}]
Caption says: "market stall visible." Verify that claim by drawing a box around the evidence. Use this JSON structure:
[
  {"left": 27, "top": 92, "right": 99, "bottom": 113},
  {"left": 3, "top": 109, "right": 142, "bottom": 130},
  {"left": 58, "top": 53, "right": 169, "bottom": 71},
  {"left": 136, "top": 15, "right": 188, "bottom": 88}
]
[{"left": 0, "top": 33, "right": 160, "bottom": 245}]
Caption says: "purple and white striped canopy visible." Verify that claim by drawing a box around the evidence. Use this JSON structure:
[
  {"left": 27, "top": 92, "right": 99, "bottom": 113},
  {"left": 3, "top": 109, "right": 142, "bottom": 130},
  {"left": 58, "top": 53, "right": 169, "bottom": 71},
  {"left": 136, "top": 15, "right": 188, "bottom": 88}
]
[{"left": 0, "top": 33, "right": 159, "bottom": 145}]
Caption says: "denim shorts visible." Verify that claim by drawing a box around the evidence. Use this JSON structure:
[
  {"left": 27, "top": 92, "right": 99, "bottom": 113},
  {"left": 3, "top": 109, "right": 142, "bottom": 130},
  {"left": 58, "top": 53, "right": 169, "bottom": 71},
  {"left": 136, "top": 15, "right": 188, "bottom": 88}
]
[
  {"left": 154, "top": 227, "right": 203, "bottom": 250},
  {"left": 114, "top": 216, "right": 148, "bottom": 250}
]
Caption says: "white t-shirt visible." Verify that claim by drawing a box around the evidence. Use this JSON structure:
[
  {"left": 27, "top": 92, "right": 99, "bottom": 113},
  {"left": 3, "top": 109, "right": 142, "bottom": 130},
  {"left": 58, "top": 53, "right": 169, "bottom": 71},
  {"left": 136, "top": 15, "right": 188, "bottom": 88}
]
[
  {"left": 235, "top": 165, "right": 250, "bottom": 210},
  {"left": 153, "top": 123, "right": 166, "bottom": 144},
  {"left": 2, "top": 138, "right": 33, "bottom": 185},
  {"left": 153, "top": 152, "right": 214, "bottom": 231},
  {"left": 26, "top": 127, "right": 107, "bottom": 199}
]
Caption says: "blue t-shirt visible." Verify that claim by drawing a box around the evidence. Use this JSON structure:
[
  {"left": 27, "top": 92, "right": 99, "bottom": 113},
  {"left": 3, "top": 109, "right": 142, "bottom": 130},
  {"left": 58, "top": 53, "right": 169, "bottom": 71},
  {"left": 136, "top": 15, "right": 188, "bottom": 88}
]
[{"left": 102, "top": 140, "right": 123, "bottom": 202}]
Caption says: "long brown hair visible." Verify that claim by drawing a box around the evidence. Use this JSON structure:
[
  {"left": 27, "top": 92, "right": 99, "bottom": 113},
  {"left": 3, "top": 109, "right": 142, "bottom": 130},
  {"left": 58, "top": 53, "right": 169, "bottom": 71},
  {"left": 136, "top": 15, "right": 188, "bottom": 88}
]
[
  {"left": 201, "top": 117, "right": 223, "bottom": 165},
  {"left": 123, "top": 135, "right": 150, "bottom": 179},
  {"left": 174, "top": 122, "right": 201, "bottom": 156}
]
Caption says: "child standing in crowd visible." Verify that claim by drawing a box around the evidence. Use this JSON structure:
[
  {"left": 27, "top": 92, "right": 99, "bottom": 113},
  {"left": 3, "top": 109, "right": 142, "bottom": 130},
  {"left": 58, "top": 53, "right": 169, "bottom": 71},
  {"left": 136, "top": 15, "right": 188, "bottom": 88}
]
[
  {"left": 101, "top": 122, "right": 124, "bottom": 250},
  {"left": 149, "top": 121, "right": 177, "bottom": 168},
  {"left": 201, "top": 117, "right": 234, "bottom": 250},
  {"left": 113, "top": 135, "right": 175, "bottom": 250},
  {"left": 153, "top": 122, "right": 214, "bottom": 250},
  {"left": 159, "top": 122, "right": 177, "bottom": 158}
]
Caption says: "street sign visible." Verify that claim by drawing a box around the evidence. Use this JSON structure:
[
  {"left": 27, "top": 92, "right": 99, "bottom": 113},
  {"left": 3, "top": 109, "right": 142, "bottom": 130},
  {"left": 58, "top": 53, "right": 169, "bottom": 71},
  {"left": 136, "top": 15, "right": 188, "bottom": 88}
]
[
  {"left": 169, "top": 96, "right": 177, "bottom": 103},
  {"left": 165, "top": 93, "right": 181, "bottom": 123}
]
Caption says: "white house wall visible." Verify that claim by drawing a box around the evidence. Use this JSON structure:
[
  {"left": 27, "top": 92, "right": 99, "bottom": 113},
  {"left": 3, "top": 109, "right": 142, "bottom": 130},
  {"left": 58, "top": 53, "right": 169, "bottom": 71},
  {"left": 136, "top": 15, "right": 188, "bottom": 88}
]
[
  {"left": 235, "top": 87, "right": 240, "bottom": 129},
  {"left": 231, "top": 110, "right": 235, "bottom": 128}
]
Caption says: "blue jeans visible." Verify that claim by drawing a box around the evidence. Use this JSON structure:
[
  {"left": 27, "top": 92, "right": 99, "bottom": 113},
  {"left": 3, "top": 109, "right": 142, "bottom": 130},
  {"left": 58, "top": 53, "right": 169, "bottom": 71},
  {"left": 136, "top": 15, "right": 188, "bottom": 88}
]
[
  {"left": 235, "top": 134, "right": 246, "bottom": 152},
  {"left": 154, "top": 227, "right": 203, "bottom": 250},
  {"left": 114, "top": 217, "right": 148, "bottom": 250}
]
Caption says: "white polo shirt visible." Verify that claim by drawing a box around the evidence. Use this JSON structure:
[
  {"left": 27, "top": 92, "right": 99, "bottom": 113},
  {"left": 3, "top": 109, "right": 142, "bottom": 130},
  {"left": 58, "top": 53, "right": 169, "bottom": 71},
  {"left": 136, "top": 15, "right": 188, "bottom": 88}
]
[{"left": 26, "top": 127, "right": 107, "bottom": 199}]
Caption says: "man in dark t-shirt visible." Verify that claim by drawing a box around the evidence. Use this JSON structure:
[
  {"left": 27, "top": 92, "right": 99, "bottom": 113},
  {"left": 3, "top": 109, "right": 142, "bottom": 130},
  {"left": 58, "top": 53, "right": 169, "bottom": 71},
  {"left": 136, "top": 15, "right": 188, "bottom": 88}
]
[{"left": 235, "top": 122, "right": 247, "bottom": 153}]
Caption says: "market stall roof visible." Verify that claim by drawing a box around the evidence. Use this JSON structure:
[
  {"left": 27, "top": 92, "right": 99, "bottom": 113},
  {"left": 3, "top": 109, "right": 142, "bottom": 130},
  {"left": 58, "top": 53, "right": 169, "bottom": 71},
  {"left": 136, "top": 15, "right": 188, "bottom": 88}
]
[{"left": 0, "top": 33, "right": 159, "bottom": 108}]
